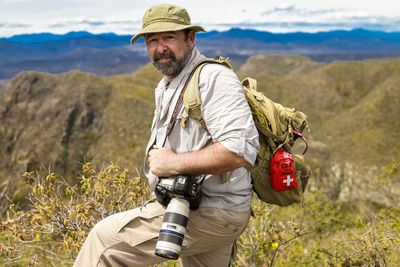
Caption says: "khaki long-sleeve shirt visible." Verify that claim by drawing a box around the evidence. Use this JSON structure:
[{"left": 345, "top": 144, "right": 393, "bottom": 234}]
[{"left": 144, "top": 47, "right": 259, "bottom": 212}]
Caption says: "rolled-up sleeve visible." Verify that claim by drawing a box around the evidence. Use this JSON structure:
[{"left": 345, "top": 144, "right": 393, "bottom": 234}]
[{"left": 199, "top": 64, "right": 259, "bottom": 165}]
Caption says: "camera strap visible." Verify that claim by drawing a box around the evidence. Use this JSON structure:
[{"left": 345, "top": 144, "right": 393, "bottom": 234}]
[{"left": 161, "top": 65, "right": 200, "bottom": 147}]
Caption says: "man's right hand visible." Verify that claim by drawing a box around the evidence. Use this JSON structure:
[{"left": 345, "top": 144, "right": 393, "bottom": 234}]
[{"left": 148, "top": 146, "right": 180, "bottom": 177}]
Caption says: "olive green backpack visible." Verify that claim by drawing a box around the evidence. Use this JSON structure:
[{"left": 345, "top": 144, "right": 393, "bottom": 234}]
[{"left": 181, "top": 57, "right": 311, "bottom": 207}]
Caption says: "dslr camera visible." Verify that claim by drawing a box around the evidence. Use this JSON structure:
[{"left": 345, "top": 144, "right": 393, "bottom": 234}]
[
  {"left": 155, "top": 175, "right": 202, "bottom": 210},
  {"left": 154, "top": 175, "right": 202, "bottom": 260}
]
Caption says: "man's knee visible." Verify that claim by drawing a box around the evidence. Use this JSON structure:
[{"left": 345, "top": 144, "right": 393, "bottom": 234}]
[{"left": 88, "top": 214, "right": 122, "bottom": 246}]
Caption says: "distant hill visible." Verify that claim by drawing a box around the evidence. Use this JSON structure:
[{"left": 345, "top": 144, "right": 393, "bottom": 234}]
[
  {"left": 1, "top": 28, "right": 400, "bottom": 79},
  {"left": 236, "top": 56, "right": 400, "bottom": 167},
  {"left": 238, "top": 54, "right": 321, "bottom": 77},
  {"left": 0, "top": 80, "right": 6, "bottom": 93},
  {"left": 5, "top": 31, "right": 130, "bottom": 45},
  {"left": 0, "top": 66, "right": 160, "bottom": 180},
  {"left": 0, "top": 55, "right": 399, "bottom": 207}
]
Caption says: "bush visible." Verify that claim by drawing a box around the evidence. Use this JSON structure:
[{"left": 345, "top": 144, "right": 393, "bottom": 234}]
[
  {"left": 1, "top": 162, "right": 399, "bottom": 266},
  {"left": 0, "top": 163, "right": 150, "bottom": 266},
  {"left": 236, "top": 196, "right": 400, "bottom": 266}
]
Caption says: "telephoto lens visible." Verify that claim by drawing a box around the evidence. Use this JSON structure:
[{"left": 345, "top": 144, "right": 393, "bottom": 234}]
[{"left": 155, "top": 197, "right": 190, "bottom": 259}]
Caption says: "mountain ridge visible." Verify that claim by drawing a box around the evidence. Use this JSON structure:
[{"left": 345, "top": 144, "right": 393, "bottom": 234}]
[
  {"left": 2, "top": 28, "right": 400, "bottom": 79},
  {"left": 4, "top": 28, "right": 400, "bottom": 44}
]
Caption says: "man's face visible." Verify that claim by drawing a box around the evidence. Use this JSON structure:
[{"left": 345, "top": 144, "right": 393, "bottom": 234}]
[{"left": 145, "top": 30, "right": 195, "bottom": 78}]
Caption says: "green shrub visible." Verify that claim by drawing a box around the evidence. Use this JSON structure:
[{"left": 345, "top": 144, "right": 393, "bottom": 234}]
[
  {"left": 1, "top": 162, "right": 399, "bottom": 266},
  {"left": 0, "top": 163, "right": 150, "bottom": 266},
  {"left": 236, "top": 195, "right": 400, "bottom": 267}
]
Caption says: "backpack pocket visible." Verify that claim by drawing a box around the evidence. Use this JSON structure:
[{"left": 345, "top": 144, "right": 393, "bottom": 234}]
[{"left": 251, "top": 136, "right": 309, "bottom": 206}]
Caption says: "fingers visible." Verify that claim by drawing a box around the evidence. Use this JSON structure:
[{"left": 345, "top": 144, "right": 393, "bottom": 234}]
[
  {"left": 148, "top": 145, "right": 159, "bottom": 156},
  {"left": 148, "top": 145, "right": 160, "bottom": 165}
]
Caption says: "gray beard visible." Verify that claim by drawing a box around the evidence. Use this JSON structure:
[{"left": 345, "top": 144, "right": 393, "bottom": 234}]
[{"left": 154, "top": 48, "right": 192, "bottom": 77}]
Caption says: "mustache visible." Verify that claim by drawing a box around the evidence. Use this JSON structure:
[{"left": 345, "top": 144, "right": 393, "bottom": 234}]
[{"left": 154, "top": 51, "right": 176, "bottom": 62}]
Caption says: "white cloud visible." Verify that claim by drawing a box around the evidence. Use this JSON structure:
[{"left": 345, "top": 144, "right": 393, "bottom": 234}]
[
  {"left": 0, "top": 2, "right": 399, "bottom": 37},
  {"left": 261, "top": 4, "right": 297, "bottom": 15},
  {"left": 0, "top": 0, "right": 34, "bottom": 2}
]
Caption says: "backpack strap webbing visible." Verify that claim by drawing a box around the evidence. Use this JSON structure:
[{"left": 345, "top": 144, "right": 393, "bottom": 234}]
[{"left": 181, "top": 57, "right": 233, "bottom": 128}]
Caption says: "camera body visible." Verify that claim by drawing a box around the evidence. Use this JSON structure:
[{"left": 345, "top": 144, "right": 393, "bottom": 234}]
[{"left": 155, "top": 174, "right": 202, "bottom": 210}]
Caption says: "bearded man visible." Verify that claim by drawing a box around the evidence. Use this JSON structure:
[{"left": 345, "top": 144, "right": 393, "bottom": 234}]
[{"left": 74, "top": 4, "right": 259, "bottom": 267}]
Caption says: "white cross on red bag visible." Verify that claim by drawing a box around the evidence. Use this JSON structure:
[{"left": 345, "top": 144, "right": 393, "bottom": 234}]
[{"left": 270, "top": 148, "right": 298, "bottom": 191}]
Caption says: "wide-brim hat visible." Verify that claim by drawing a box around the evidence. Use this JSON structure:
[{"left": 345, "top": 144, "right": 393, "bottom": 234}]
[{"left": 131, "top": 4, "right": 206, "bottom": 44}]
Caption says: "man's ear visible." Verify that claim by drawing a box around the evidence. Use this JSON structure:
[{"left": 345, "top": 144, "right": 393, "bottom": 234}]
[{"left": 188, "top": 31, "right": 195, "bottom": 47}]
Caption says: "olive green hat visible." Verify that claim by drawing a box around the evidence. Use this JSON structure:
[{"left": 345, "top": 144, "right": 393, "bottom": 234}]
[{"left": 130, "top": 4, "right": 206, "bottom": 44}]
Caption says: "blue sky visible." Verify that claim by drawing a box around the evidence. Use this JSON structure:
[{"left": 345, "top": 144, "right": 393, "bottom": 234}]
[{"left": 0, "top": 0, "right": 399, "bottom": 37}]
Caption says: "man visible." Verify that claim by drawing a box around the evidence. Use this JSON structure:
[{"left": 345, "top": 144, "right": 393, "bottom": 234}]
[{"left": 74, "top": 4, "right": 259, "bottom": 267}]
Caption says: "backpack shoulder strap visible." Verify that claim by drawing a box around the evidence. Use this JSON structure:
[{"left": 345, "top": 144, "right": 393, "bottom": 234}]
[{"left": 181, "top": 57, "right": 233, "bottom": 128}]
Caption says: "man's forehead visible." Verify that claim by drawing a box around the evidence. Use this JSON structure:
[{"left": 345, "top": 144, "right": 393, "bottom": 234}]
[{"left": 145, "top": 31, "right": 183, "bottom": 39}]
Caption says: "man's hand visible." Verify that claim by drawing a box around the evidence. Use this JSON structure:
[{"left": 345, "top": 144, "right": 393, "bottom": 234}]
[{"left": 148, "top": 146, "right": 179, "bottom": 177}]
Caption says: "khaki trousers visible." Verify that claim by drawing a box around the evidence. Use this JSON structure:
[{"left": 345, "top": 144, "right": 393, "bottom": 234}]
[{"left": 73, "top": 199, "right": 250, "bottom": 267}]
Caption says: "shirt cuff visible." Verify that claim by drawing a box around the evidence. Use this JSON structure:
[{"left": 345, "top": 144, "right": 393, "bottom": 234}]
[{"left": 219, "top": 136, "right": 258, "bottom": 166}]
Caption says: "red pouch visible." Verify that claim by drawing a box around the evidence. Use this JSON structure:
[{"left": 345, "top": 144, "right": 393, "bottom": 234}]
[{"left": 270, "top": 148, "right": 298, "bottom": 191}]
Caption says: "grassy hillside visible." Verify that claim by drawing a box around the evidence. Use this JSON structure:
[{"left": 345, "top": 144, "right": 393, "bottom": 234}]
[{"left": 238, "top": 57, "right": 400, "bottom": 166}]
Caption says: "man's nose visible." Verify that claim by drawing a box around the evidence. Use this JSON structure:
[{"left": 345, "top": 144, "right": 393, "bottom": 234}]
[{"left": 156, "top": 39, "right": 168, "bottom": 53}]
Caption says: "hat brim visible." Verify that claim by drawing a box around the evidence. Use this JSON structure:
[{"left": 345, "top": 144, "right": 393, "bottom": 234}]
[{"left": 130, "top": 23, "right": 205, "bottom": 44}]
